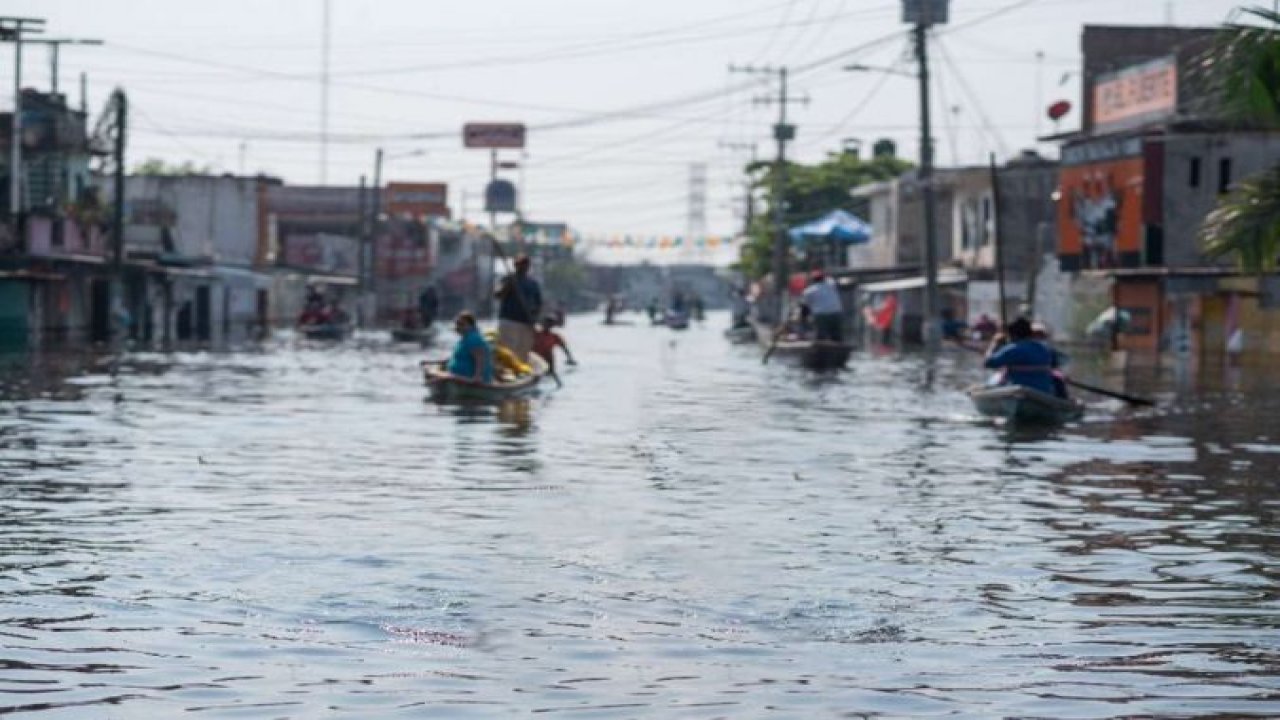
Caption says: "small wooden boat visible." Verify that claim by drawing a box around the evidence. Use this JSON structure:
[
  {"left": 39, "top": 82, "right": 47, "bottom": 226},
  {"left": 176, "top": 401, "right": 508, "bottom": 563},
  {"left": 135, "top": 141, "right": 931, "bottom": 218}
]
[
  {"left": 767, "top": 338, "right": 852, "bottom": 370},
  {"left": 755, "top": 322, "right": 851, "bottom": 370},
  {"left": 968, "top": 383, "right": 1084, "bottom": 425},
  {"left": 391, "top": 326, "right": 437, "bottom": 344},
  {"left": 423, "top": 355, "right": 547, "bottom": 403},
  {"left": 298, "top": 323, "right": 351, "bottom": 341}
]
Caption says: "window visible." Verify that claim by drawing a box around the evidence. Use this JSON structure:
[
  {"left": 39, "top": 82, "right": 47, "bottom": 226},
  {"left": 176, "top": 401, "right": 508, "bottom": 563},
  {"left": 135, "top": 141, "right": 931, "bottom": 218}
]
[
  {"left": 1219, "top": 157, "right": 1232, "bottom": 194},
  {"left": 1189, "top": 156, "right": 1201, "bottom": 188}
]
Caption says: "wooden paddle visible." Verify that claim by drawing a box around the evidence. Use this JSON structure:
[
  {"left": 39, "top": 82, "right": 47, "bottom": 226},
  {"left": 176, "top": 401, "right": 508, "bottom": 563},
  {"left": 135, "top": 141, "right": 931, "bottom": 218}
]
[
  {"left": 490, "top": 237, "right": 562, "bottom": 388},
  {"left": 948, "top": 338, "right": 1155, "bottom": 407},
  {"left": 761, "top": 322, "right": 786, "bottom": 365}
]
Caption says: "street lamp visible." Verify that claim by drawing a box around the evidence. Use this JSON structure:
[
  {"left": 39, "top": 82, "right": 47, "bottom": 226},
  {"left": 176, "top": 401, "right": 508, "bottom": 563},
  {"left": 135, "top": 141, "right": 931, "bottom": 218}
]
[{"left": 843, "top": 63, "right": 917, "bottom": 78}]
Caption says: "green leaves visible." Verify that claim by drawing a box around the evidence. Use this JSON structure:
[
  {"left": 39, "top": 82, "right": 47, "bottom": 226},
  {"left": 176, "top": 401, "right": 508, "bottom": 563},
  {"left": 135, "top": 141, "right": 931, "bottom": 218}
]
[
  {"left": 1202, "top": 165, "right": 1280, "bottom": 272},
  {"left": 740, "top": 152, "right": 912, "bottom": 277}
]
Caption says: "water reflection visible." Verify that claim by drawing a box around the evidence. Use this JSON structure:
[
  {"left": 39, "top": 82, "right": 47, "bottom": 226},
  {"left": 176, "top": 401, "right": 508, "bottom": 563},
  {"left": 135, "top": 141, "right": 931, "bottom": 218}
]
[{"left": 0, "top": 318, "right": 1278, "bottom": 717}]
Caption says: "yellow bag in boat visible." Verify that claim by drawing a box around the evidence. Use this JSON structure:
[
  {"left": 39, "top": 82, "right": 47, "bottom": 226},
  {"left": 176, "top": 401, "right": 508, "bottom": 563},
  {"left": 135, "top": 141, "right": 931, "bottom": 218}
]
[{"left": 492, "top": 344, "right": 531, "bottom": 377}]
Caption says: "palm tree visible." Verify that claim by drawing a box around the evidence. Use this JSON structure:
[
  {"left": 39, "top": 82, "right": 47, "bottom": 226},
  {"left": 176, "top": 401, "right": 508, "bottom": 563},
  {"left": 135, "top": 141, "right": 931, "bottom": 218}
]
[
  {"left": 1202, "top": 165, "right": 1280, "bottom": 272},
  {"left": 1199, "top": 6, "right": 1280, "bottom": 271}
]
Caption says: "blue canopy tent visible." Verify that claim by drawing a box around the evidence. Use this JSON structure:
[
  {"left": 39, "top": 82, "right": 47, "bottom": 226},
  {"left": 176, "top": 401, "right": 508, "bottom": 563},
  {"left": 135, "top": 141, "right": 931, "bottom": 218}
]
[{"left": 787, "top": 209, "right": 872, "bottom": 246}]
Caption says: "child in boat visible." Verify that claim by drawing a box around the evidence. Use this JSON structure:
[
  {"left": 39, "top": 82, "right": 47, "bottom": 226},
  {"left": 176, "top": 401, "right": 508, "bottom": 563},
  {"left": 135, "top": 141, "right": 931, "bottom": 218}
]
[
  {"left": 446, "top": 311, "right": 493, "bottom": 384},
  {"left": 533, "top": 317, "right": 577, "bottom": 373}
]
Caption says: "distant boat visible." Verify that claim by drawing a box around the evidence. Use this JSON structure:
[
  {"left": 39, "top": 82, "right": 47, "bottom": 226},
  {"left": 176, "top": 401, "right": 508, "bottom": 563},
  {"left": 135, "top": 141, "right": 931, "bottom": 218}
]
[
  {"left": 391, "top": 326, "right": 437, "bottom": 344},
  {"left": 665, "top": 311, "right": 690, "bottom": 330},
  {"left": 298, "top": 323, "right": 351, "bottom": 341}
]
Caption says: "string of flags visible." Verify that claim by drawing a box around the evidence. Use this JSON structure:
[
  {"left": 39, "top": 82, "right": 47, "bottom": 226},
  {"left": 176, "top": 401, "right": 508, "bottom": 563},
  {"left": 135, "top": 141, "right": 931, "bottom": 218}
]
[{"left": 453, "top": 220, "right": 743, "bottom": 251}]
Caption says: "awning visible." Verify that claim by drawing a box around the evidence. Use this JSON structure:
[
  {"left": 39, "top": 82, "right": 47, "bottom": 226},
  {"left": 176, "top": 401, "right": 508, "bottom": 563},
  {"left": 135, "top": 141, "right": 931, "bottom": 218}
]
[{"left": 859, "top": 270, "right": 968, "bottom": 293}]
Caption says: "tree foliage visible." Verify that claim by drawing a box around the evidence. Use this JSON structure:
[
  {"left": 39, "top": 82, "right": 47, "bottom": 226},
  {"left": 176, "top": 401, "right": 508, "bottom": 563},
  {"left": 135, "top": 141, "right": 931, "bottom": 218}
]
[
  {"left": 738, "top": 150, "right": 912, "bottom": 278},
  {"left": 1203, "top": 165, "right": 1280, "bottom": 272},
  {"left": 1198, "top": 6, "right": 1280, "bottom": 272},
  {"left": 133, "top": 157, "right": 215, "bottom": 176}
]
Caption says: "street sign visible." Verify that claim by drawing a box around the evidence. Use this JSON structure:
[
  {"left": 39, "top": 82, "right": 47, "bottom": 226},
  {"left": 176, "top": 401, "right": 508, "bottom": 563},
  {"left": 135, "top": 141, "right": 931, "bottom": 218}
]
[
  {"left": 463, "top": 123, "right": 526, "bottom": 149},
  {"left": 484, "top": 179, "right": 517, "bottom": 213}
]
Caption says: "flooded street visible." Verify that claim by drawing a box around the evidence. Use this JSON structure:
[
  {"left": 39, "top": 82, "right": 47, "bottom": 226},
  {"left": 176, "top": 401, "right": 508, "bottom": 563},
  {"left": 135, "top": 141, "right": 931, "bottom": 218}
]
[{"left": 2, "top": 315, "right": 1279, "bottom": 718}]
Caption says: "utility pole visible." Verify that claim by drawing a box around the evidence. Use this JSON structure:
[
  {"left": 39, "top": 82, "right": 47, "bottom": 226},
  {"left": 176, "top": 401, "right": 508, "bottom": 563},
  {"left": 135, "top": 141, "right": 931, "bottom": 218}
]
[
  {"left": 906, "top": 0, "right": 948, "bottom": 351},
  {"left": 1, "top": 16, "right": 46, "bottom": 244},
  {"left": 729, "top": 64, "right": 806, "bottom": 323},
  {"left": 369, "top": 148, "right": 384, "bottom": 321},
  {"left": 29, "top": 37, "right": 103, "bottom": 97},
  {"left": 111, "top": 90, "right": 127, "bottom": 273},
  {"left": 319, "top": 0, "right": 331, "bottom": 184}
]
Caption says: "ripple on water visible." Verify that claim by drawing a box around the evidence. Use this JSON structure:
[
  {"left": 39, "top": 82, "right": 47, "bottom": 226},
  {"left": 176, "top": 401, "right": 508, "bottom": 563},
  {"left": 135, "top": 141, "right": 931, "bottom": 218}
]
[{"left": 1, "top": 322, "right": 1279, "bottom": 717}]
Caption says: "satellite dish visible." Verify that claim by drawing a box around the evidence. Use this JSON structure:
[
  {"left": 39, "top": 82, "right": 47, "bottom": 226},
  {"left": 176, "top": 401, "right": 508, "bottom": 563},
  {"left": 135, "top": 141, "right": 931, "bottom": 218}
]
[{"left": 1047, "top": 100, "right": 1072, "bottom": 121}]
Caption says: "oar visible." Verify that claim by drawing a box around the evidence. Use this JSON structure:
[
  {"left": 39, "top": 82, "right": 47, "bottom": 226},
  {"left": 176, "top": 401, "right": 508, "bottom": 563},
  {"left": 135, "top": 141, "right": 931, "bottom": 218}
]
[
  {"left": 761, "top": 322, "right": 786, "bottom": 364},
  {"left": 947, "top": 338, "right": 1155, "bottom": 407},
  {"left": 490, "top": 237, "right": 562, "bottom": 388},
  {"left": 1059, "top": 377, "right": 1155, "bottom": 407}
]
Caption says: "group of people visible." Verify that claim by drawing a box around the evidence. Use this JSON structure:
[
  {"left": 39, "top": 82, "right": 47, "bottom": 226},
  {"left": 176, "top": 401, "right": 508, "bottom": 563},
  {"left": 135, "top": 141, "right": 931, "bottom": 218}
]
[
  {"left": 443, "top": 255, "right": 576, "bottom": 385},
  {"left": 297, "top": 287, "right": 348, "bottom": 327}
]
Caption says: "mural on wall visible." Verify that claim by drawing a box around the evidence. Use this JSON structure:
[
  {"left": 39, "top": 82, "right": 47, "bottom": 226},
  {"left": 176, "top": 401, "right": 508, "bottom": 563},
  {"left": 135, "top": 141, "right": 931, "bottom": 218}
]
[
  {"left": 1071, "top": 181, "right": 1120, "bottom": 268},
  {"left": 1057, "top": 155, "right": 1144, "bottom": 270}
]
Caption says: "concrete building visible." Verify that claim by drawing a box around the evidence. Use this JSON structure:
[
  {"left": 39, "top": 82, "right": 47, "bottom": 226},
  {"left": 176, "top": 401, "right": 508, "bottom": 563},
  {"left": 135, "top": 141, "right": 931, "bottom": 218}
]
[
  {"left": 1053, "top": 24, "right": 1280, "bottom": 356},
  {"left": 122, "top": 173, "right": 280, "bottom": 345},
  {"left": 0, "top": 90, "right": 113, "bottom": 349}
]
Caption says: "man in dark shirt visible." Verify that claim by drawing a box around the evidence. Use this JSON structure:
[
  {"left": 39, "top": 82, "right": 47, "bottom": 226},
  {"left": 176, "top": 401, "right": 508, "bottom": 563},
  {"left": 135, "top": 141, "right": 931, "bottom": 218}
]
[{"left": 494, "top": 255, "right": 542, "bottom": 361}]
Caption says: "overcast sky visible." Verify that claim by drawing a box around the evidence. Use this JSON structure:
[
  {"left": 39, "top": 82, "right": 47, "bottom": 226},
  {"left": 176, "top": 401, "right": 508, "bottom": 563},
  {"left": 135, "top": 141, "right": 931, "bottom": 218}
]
[{"left": 4, "top": 0, "right": 1252, "bottom": 244}]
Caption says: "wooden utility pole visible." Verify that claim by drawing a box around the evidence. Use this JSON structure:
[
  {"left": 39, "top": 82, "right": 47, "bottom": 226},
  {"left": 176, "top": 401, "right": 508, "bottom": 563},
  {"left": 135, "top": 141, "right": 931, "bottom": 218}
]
[
  {"left": 906, "top": 0, "right": 948, "bottom": 351},
  {"left": 1, "top": 16, "right": 46, "bottom": 243},
  {"left": 728, "top": 64, "right": 806, "bottom": 322}
]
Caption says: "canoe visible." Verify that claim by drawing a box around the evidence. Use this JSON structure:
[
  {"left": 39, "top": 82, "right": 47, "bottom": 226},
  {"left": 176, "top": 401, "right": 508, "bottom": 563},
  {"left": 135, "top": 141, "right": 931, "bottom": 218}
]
[
  {"left": 755, "top": 323, "right": 851, "bottom": 369},
  {"left": 767, "top": 339, "right": 852, "bottom": 370},
  {"left": 968, "top": 383, "right": 1084, "bottom": 424},
  {"left": 391, "top": 326, "right": 437, "bottom": 344},
  {"left": 298, "top": 323, "right": 350, "bottom": 341},
  {"left": 423, "top": 355, "right": 547, "bottom": 403}
]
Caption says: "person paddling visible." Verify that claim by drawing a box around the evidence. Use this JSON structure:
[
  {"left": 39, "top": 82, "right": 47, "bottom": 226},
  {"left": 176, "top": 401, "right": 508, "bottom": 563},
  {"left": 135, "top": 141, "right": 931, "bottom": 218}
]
[{"left": 984, "top": 316, "right": 1064, "bottom": 398}]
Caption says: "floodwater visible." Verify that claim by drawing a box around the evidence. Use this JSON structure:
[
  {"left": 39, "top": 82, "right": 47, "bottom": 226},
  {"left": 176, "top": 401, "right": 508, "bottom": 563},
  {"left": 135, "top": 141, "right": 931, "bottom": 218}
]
[{"left": 2, "top": 312, "right": 1278, "bottom": 719}]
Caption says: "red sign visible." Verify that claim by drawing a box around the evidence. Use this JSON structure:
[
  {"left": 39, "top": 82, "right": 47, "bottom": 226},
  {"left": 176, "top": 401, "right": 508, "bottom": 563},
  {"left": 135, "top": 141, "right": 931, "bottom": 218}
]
[{"left": 463, "top": 123, "right": 526, "bottom": 149}]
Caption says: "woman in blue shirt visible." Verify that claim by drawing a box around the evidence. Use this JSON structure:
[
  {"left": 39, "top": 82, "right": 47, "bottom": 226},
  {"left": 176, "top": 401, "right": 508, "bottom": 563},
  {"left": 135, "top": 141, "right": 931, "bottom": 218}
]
[{"left": 446, "top": 311, "right": 494, "bottom": 384}]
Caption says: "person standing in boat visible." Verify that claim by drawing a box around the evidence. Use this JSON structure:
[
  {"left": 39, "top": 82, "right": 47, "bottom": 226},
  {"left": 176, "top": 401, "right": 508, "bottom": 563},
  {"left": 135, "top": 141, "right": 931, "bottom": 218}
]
[
  {"left": 800, "top": 270, "right": 844, "bottom": 342},
  {"left": 418, "top": 285, "right": 439, "bottom": 328},
  {"left": 494, "top": 255, "right": 542, "bottom": 362},
  {"left": 984, "top": 317, "right": 1059, "bottom": 397},
  {"left": 446, "top": 311, "right": 493, "bottom": 384}
]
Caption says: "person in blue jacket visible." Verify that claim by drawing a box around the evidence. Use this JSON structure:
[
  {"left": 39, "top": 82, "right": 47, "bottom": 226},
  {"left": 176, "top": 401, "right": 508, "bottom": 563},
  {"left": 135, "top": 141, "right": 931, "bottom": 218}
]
[{"left": 984, "top": 316, "right": 1061, "bottom": 397}]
